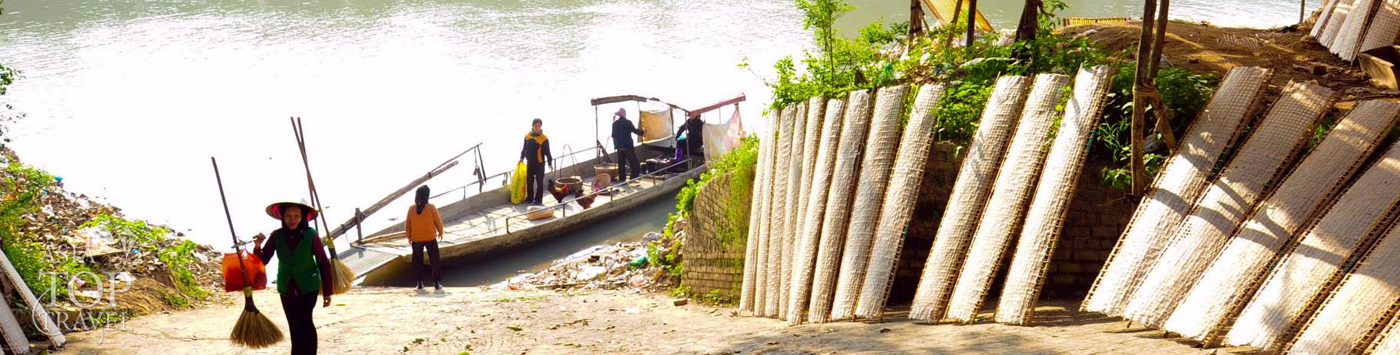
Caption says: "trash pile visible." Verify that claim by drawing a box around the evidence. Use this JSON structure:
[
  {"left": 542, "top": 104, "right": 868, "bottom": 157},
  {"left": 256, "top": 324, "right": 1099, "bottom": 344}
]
[
  {"left": 512, "top": 231, "right": 677, "bottom": 291},
  {"left": 2, "top": 148, "right": 225, "bottom": 317}
]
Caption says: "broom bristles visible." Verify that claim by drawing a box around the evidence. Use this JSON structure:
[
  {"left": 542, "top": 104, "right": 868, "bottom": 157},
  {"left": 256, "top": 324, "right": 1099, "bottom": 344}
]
[
  {"left": 230, "top": 309, "right": 283, "bottom": 348},
  {"left": 332, "top": 259, "right": 355, "bottom": 295}
]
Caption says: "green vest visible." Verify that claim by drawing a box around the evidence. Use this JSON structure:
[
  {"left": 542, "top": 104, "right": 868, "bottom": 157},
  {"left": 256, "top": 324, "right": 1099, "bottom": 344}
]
[{"left": 274, "top": 228, "right": 322, "bottom": 295}]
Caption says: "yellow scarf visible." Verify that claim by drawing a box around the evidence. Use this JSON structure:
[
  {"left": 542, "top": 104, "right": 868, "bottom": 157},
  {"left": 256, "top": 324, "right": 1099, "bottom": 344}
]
[{"left": 526, "top": 133, "right": 548, "bottom": 162}]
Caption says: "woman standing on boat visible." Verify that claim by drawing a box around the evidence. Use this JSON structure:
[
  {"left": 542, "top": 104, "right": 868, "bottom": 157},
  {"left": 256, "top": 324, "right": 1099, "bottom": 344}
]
[
  {"left": 404, "top": 185, "right": 444, "bottom": 291},
  {"left": 675, "top": 113, "right": 705, "bottom": 167},
  {"left": 252, "top": 201, "right": 334, "bottom": 355},
  {"left": 611, "top": 108, "right": 645, "bottom": 181},
  {"left": 520, "top": 118, "right": 553, "bottom": 205}
]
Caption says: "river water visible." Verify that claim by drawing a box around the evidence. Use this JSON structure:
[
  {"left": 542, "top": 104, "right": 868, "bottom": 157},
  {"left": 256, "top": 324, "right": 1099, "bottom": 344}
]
[{"left": 1, "top": 0, "right": 1316, "bottom": 256}]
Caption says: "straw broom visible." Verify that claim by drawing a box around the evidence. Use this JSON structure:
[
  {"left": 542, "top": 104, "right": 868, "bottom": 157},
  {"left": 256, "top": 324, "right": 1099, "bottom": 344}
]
[
  {"left": 291, "top": 117, "right": 355, "bottom": 295},
  {"left": 211, "top": 157, "right": 284, "bottom": 348}
]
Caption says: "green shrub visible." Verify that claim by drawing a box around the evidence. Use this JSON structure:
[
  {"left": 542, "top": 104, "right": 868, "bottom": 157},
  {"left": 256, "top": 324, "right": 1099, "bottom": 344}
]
[
  {"left": 1095, "top": 63, "right": 1218, "bottom": 189},
  {"left": 655, "top": 136, "right": 760, "bottom": 290}
]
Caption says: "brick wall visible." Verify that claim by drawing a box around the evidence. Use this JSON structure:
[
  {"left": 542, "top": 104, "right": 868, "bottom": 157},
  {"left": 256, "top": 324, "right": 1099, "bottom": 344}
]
[
  {"left": 683, "top": 172, "right": 750, "bottom": 299},
  {"left": 690, "top": 141, "right": 1134, "bottom": 304},
  {"left": 888, "top": 142, "right": 1135, "bottom": 304}
]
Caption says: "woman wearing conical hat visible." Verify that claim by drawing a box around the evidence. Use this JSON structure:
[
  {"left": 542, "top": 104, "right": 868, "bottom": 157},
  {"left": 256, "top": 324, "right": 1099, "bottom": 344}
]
[{"left": 252, "top": 200, "right": 334, "bottom": 355}]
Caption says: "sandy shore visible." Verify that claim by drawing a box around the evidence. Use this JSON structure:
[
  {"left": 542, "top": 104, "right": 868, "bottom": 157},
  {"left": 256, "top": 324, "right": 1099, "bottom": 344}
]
[{"left": 55, "top": 286, "right": 1227, "bottom": 354}]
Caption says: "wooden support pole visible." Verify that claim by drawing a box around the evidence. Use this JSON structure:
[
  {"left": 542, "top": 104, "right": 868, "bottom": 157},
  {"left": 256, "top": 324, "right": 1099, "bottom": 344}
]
[
  {"left": 944, "top": 0, "right": 964, "bottom": 48},
  {"left": 910, "top": 0, "right": 925, "bottom": 36},
  {"left": 1131, "top": 0, "right": 1159, "bottom": 196},
  {"left": 966, "top": 0, "right": 979, "bottom": 51},
  {"left": 1149, "top": 0, "right": 1177, "bottom": 151},
  {"left": 355, "top": 207, "right": 364, "bottom": 244}
]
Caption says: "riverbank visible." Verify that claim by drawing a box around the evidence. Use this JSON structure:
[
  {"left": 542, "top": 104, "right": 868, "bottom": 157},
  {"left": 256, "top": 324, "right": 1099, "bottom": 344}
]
[
  {"left": 0, "top": 147, "right": 226, "bottom": 334},
  {"left": 61, "top": 286, "right": 1220, "bottom": 354}
]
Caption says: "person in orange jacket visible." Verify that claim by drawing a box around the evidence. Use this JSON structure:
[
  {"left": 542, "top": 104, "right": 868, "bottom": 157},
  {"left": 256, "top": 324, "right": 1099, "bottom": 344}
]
[{"left": 404, "top": 185, "right": 444, "bottom": 291}]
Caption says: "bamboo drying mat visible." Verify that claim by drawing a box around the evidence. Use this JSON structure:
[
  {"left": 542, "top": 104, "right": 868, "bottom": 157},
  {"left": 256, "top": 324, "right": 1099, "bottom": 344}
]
[
  {"left": 1319, "top": 0, "right": 1358, "bottom": 49},
  {"left": 943, "top": 73, "right": 1071, "bottom": 323},
  {"left": 740, "top": 111, "right": 779, "bottom": 314},
  {"left": 1361, "top": 0, "right": 1400, "bottom": 54},
  {"left": 1122, "top": 82, "right": 1334, "bottom": 328},
  {"left": 752, "top": 111, "right": 784, "bottom": 316},
  {"left": 800, "top": 86, "right": 907, "bottom": 323},
  {"left": 1082, "top": 66, "right": 1271, "bottom": 316},
  {"left": 792, "top": 97, "right": 826, "bottom": 289},
  {"left": 905, "top": 76, "right": 1032, "bottom": 322},
  {"left": 996, "top": 65, "right": 1115, "bottom": 325},
  {"left": 1332, "top": 0, "right": 1379, "bottom": 61},
  {"left": 761, "top": 106, "right": 796, "bottom": 318},
  {"left": 788, "top": 87, "right": 888, "bottom": 324},
  {"left": 842, "top": 85, "right": 915, "bottom": 320},
  {"left": 1164, "top": 100, "right": 1400, "bottom": 343},
  {"left": 827, "top": 84, "right": 947, "bottom": 323},
  {"left": 1226, "top": 140, "right": 1400, "bottom": 350},
  {"left": 1371, "top": 307, "right": 1400, "bottom": 354},
  {"left": 784, "top": 102, "right": 817, "bottom": 318},
  {"left": 1288, "top": 220, "right": 1400, "bottom": 355},
  {"left": 1313, "top": 0, "right": 1344, "bottom": 38}
]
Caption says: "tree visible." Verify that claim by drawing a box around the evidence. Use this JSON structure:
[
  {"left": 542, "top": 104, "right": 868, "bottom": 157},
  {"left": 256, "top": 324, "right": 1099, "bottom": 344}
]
[
  {"left": 1015, "top": 0, "right": 1043, "bottom": 43},
  {"left": 910, "top": 0, "right": 925, "bottom": 36},
  {"left": 795, "top": 0, "right": 854, "bottom": 88}
]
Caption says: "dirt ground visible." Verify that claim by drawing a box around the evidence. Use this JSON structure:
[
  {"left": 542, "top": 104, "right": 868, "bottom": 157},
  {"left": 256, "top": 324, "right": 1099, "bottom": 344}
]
[
  {"left": 51, "top": 286, "right": 1240, "bottom": 355},
  {"left": 1063, "top": 20, "right": 1400, "bottom": 111}
]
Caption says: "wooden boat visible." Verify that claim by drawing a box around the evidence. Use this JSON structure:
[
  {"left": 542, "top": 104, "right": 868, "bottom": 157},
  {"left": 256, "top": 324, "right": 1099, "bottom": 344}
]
[{"left": 337, "top": 94, "right": 746, "bottom": 284}]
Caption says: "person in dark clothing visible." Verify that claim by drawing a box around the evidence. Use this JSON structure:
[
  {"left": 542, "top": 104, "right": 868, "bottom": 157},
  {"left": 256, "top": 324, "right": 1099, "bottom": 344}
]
[
  {"left": 519, "top": 118, "right": 553, "bottom": 205},
  {"left": 611, "top": 108, "right": 645, "bottom": 181},
  {"left": 253, "top": 201, "right": 334, "bottom": 355},
  {"left": 675, "top": 114, "right": 705, "bottom": 167}
]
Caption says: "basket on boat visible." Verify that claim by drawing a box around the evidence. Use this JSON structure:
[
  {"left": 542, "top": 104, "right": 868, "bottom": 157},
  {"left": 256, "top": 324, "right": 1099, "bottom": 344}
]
[
  {"left": 555, "top": 176, "right": 583, "bottom": 192},
  {"left": 595, "top": 163, "right": 618, "bottom": 179},
  {"left": 526, "top": 206, "right": 553, "bottom": 221}
]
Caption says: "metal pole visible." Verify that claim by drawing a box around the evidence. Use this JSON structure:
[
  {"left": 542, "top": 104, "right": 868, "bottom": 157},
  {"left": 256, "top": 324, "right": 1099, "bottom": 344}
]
[{"left": 1300, "top": 0, "right": 1305, "bottom": 24}]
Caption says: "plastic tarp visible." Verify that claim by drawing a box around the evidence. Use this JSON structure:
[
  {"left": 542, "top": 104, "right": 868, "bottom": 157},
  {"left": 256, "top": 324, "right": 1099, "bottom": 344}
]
[
  {"left": 703, "top": 109, "right": 745, "bottom": 162},
  {"left": 640, "top": 101, "right": 673, "bottom": 142}
]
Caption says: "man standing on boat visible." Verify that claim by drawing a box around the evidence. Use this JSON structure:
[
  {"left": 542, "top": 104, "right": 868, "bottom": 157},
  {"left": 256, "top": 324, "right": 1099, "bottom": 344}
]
[
  {"left": 520, "top": 118, "right": 553, "bottom": 205},
  {"left": 675, "top": 113, "right": 705, "bottom": 168},
  {"left": 611, "top": 108, "right": 645, "bottom": 182}
]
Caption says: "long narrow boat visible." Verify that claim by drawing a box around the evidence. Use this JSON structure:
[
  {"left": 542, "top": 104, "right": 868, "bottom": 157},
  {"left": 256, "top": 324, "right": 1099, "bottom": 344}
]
[{"left": 338, "top": 94, "right": 746, "bottom": 284}]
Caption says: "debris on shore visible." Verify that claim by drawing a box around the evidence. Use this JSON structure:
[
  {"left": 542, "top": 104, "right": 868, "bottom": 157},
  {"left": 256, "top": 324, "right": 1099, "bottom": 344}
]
[
  {"left": 2, "top": 147, "right": 225, "bottom": 331},
  {"left": 511, "top": 231, "right": 679, "bottom": 292}
]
